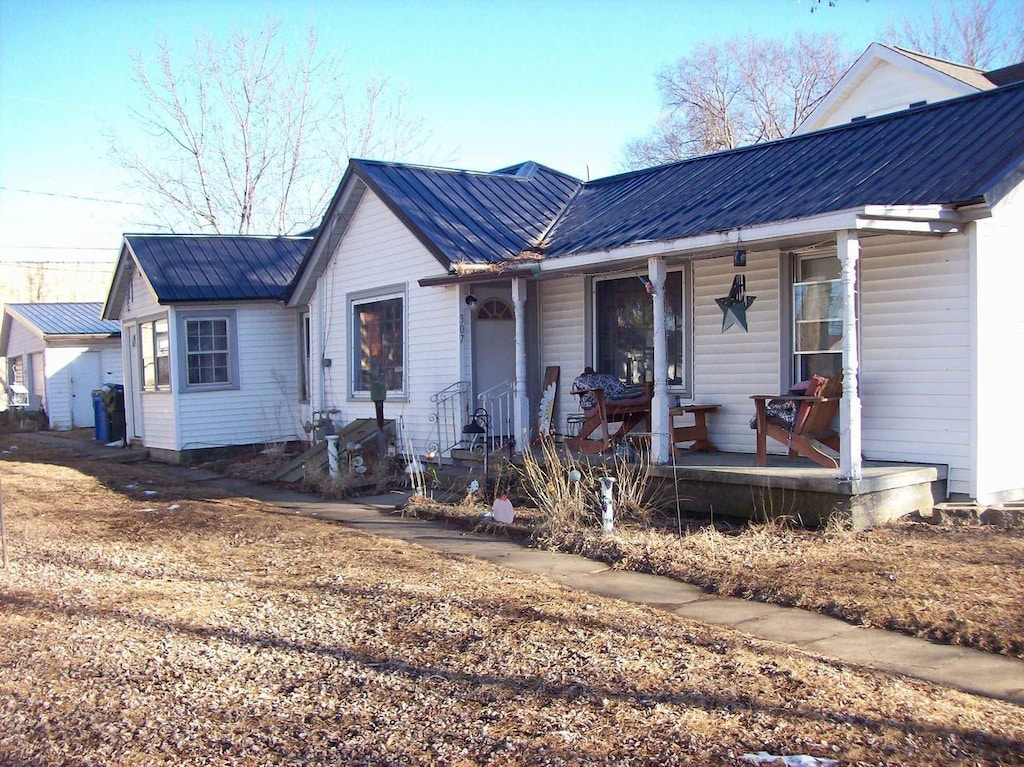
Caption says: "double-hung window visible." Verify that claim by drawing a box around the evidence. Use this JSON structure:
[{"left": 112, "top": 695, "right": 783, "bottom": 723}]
[
  {"left": 350, "top": 286, "right": 405, "bottom": 396},
  {"left": 140, "top": 317, "right": 170, "bottom": 391},
  {"left": 793, "top": 254, "right": 843, "bottom": 381},
  {"left": 593, "top": 269, "right": 688, "bottom": 392},
  {"left": 176, "top": 310, "right": 239, "bottom": 391}
]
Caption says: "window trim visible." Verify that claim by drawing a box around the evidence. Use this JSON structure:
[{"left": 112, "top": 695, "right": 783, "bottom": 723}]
[
  {"left": 590, "top": 265, "right": 692, "bottom": 398},
  {"left": 139, "top": 314, "right": 171, "bottom": 392},
  {"left": 298, "top": 312, "right": 311, "bottom": 403},
  {"left": 347, "top": 284, "right": 408, "bottom": 401},
  {"left": 175, "top": 309, "right": 240, "bottom": 392},
  {"left": 790, "top": 252, "right": 848, "bottom": 384}
]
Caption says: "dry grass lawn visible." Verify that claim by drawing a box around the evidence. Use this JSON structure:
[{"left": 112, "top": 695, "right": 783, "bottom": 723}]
[{"left": 1, "top": 434, "right": 1023, "bottom": 766}]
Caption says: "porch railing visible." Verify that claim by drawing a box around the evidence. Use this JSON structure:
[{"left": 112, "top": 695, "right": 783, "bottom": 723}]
[
  {"left": 477, "top": 379, "right": 514, "bottom": 448},
  {"left": 429, "top": 380, "right": 470, "bottom": 466}
]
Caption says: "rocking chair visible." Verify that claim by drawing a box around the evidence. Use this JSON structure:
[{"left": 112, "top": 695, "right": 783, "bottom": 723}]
[
  {"left": 564, "top": 369, "right": 654, "bottom": 455},
  {"left": 750, "top": 372, "right": 843, "bottom": 468}
]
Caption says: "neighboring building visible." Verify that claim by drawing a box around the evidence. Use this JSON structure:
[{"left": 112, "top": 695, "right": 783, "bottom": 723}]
[
  {"left": 290, "top": 75, "right": 1024, "bottom": 508},
  {"left": 796, "top": 42, "right": 1024, "bottom": 133},
  {"left": 0, "top": 302, "right": 122, "bottom": 430},
  {"left": 101, "top": 234, "right": 311, "bottom": 463}
]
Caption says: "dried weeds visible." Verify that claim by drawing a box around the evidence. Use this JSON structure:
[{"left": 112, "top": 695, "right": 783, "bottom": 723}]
[{"left": 2, "top": 436, "right": 1023, "bottom": 765}]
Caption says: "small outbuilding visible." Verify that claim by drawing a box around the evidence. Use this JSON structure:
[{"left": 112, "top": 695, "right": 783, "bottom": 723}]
[{"left": 1, "top": 302, "right": 122, "bottom": 430}]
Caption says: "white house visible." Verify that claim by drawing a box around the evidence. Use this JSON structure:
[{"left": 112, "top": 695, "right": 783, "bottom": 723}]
[
  {"left": 0, "top": 302, "right": 122, "bottom": 430},
  {"left": 796, "top": 42, "right": 1020, "bottom": 133},
  {"left": 101, "top": 234, "right": 312, "bottom": 463},
  {"left": 289, "top": 66, "right": 1024, "bottom": 512}
]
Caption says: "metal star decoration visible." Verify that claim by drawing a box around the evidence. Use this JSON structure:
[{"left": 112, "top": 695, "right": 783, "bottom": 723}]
[{"left": 716, "top": 274, "right": 756, "bottom": 333}]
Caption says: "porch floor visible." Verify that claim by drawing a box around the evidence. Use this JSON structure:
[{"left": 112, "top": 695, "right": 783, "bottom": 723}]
[{"left": 451, "top": 446, "right": 948, "bottom": 529}]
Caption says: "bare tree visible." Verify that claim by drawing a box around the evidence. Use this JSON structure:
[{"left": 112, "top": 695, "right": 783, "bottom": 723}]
[
  {"left": 883, "top": 0, "right": 1024, "bottom": 69},
  {"left": 623, "top": 33, "right": 851, "bottom": 169},
  {"left": 112, "top": 25, "right": 431, "bottom": 235}
]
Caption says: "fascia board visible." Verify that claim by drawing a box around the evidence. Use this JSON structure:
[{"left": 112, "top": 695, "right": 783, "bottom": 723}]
[{"left": 537, "top": 210, "right": 863, "bottom": 274}]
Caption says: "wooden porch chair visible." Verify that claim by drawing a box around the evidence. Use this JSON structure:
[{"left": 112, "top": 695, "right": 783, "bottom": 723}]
[
  {"left": 750, "top": 372, "right": 842, "bottom": 468},
  {"left": 564, "top": 369, "right": 653, "bottom": 455}
]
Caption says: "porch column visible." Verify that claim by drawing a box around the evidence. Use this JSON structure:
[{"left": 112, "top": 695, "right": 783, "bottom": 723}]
[
  {"left": 648, "top": 256, "right": 670, "bottom": 463},
  {"left": 838, "top": 230, "right": 863, "bottom": 481},
  {"left": 512, "top": 277, "right": 530, "bottom": 453}
]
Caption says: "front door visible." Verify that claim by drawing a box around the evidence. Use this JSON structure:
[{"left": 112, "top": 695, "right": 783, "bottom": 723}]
[{"left": 472, "top": 295, "right": 516, "bottom": 436}]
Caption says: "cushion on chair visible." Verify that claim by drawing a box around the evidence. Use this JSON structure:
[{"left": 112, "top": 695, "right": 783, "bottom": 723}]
[
  {"left": 750, "top": 375, "right": 829, "bottom": 430},
  {"left": 572, "top": 372, "right": 645, "bottom": 412}
]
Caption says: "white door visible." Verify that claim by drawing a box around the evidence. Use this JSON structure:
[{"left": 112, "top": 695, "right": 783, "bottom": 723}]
[
  {"left": 128, "top": 325, "right": 143, "bottom": 441},
  {"left": 70, "top": 351, "right": 101, "bottom": 428},
  {"left": 472, "top": 297, "right": 516, "bottom": 436}
]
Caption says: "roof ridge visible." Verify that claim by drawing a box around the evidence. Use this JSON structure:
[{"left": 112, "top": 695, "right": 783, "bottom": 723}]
[{"left": 587, "top": 79, "right": 1024, "bottom": 187}]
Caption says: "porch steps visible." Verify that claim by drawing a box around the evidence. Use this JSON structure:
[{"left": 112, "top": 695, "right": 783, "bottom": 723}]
[{"left": 927, "top": 501, "right": 1024, "bottom": 527}]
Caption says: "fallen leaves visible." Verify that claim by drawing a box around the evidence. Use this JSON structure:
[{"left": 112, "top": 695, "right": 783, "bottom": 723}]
[{"left": 1, "top": 439, "right": 1023, "bottom": 765}]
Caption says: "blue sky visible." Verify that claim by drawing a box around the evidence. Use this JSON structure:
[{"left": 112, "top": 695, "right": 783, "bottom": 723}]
[{"left": 0, "top": 0, "right": 1015, "bottom": 263}]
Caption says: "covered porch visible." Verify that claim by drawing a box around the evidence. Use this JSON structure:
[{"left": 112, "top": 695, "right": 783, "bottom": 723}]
[{"left": 450, "top": 443, "right": 947, "bottom": 530}]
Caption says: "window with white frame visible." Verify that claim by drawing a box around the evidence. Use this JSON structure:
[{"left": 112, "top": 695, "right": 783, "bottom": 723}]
[
  {"left": 176, "top": 310, "right": 239, "bottom": 391},
  {"left": 350, "top": 287, "right": 405, "bottom": 395},
  {"left": 793, "top": 254, "right": 843, "bottom": 381},
  {"left": 140, "top": 317, "right": 170, "bottom": 391},
  {"left": 594, "top": 269, "right": 688, "bottom": 390}
]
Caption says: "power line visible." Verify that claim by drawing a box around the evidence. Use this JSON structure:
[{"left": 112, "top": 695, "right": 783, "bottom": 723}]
[{"left": 0, "top": 185, "right": 139, "bottom": 206}]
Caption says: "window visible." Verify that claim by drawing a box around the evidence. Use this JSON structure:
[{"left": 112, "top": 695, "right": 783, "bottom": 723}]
[
  {"left": 186, "top": 318, "right": 229, "bottom": 385},
  {"left": 140, "top": 317, "right": 170, "bottom": 391},
  {"left": 793, "top": 255, "right": 843, "bottom": 381},
  {"left": 594, "top": 270, "right": 687, "bottom": 389},
  {"left": 299, "top": 313, "right": 311, "bottom": 402},
  {"left": 175, "top": 310, "right": 239, "bottom": 391},
  {"left": 350, "top": 287, "right": 405, "bottom": 395}
]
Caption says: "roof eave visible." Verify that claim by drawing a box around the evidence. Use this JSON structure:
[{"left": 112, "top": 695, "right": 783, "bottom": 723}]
[
  {"left": 538, "top": 205, "right": 975, "bottom": 274},
  {"left": 418, "top": 264, "right": 541, "bottom": 287}
]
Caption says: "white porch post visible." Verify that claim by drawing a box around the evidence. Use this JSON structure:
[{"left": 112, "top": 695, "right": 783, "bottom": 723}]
[
  {"left": 512, "top": 277, "right": 530, "bottom": 453},
  {"left": 648, "top": 256, "right": 669, "bottom": 463},
  {"left": 837, "top": 230, "right": 863, "bottom": 481}
]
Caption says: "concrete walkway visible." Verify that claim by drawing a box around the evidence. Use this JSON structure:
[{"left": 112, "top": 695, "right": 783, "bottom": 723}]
[
  {"left": 15, "top": 432, "right": 1024, "bottom": 707},
  {"left": 202, "top": 475, "right": 1024, "bottom": 708}
]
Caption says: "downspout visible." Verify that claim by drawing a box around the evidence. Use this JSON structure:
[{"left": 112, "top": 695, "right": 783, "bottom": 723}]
[
  {"left": 512, "top": 277, "right": 529, "bottom": 452},
  {"left": 838, "top": 230, "right": 863, "bottom": 481},
  {"left": 648, "top": 256, "right": 669, "bottom": 463}
]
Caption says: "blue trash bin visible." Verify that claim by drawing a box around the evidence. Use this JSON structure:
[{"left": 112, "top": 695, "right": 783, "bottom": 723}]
[{"left": 92, "top": 391, "right": 111, "bottom": 442}]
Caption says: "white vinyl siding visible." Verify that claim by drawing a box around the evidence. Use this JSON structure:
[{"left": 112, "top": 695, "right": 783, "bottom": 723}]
[
  {"left": 859, "top": 234, "right": 971, "bottom": 493},
  {"left": 312, "top": 190, "right": 458, "bottom": 456},
  {"left": 175, "top": 305, "right": 304, "bottom": 450},
  {"left": 692, "top": 253, "right": 782, "bottom": 454},
  {"left": 807, "top": 59, "right": 976, "bottom": 132},
  {"left": 538, "top": 275, "right": 587, "bottom": 435}
]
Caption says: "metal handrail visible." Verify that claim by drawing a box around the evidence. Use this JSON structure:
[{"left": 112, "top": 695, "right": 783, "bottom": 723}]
[
  {"left": 428, "top": 380, "right": 470, "bottom": 465},
  {"left": 477, "top": 379, "right": 514, "bottom": 447}
]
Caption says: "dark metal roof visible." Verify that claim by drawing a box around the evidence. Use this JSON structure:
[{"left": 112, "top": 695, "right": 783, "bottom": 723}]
[
  {"left": 985, "top": 61, "right": 1024, "bottom": 86},
  {"left": 337, "top": 82, "right": 1024, "bottom": 266},
  {"left": 124, "top": 235, "right": 312, "bottom": 303},
  {"left": 7, "top": 302, "right": 120, "bottom": 336},
  {"left": 351, "top": 159, "right": 581, "bottom": 265},
  {"left": 543, "top": 80, "right": 1024, "bottom": 256}
]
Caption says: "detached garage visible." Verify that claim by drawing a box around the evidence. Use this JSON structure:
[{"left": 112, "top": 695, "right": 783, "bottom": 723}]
[{"left": 1, "top": 302, "right": 122, "bottom": 430}]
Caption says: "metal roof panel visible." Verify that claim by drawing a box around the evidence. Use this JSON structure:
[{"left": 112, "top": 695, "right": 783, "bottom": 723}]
[
  {"left": 123, "top": 235, "right": 312, "bottom": 303},
  {"left": 544, "top": 82, "right": 1024, "bottom": 256},
  {"left": 7, "top": 302, "right": 120, "bottom": 336}
]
